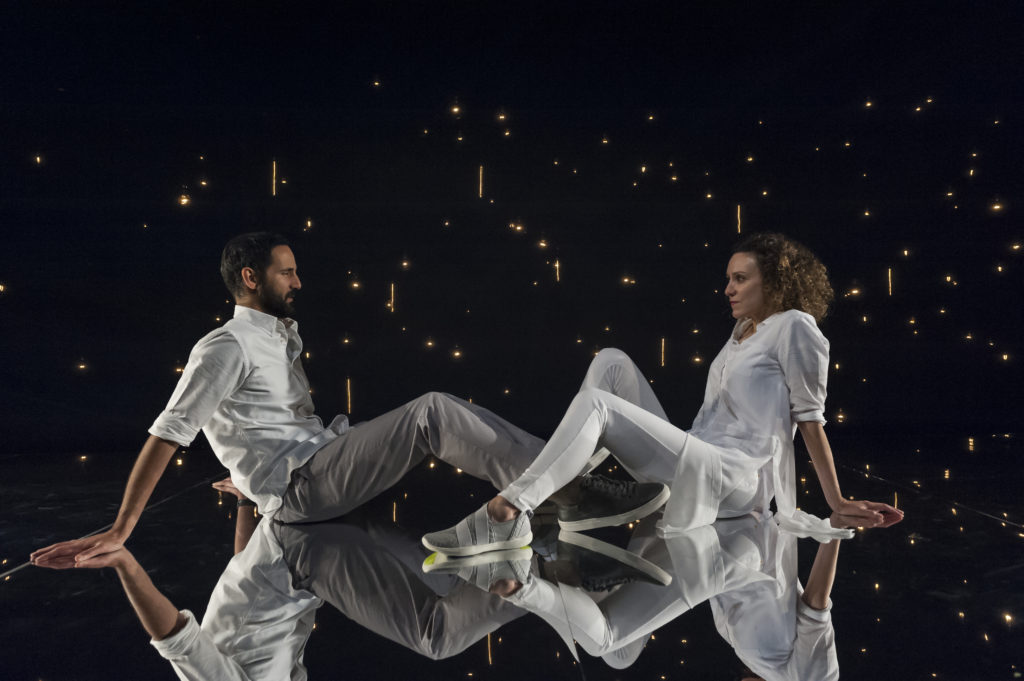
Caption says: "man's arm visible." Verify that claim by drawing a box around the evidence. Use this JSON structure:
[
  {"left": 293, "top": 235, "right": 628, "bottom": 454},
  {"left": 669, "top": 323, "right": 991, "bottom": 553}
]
[
  {"left": 797, "top": 421, "right": 903, "bottom": 523},
  {"left": 212, "top": 477, "right": 260, "bottom": 554},
  {"left": 110, "top": 550, "right": 188, "bottom": 640},
  {"left": 31, "top": 435, "right": 179, "bottom": 566}
]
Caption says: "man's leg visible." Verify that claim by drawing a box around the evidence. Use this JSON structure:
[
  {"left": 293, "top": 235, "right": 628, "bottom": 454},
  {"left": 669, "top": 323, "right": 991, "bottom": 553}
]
[
  {"left": 277, "top": 392, "right": 543, "bottom": 523},
  {"left": 277, "top": 519, "right": 525, "bottom": 660}
]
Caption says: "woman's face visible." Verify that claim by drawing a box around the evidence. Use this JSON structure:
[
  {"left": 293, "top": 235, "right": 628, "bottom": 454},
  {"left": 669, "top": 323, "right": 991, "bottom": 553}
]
[{"left": 725, "top": 251, "right": 768, "bottom": 322}]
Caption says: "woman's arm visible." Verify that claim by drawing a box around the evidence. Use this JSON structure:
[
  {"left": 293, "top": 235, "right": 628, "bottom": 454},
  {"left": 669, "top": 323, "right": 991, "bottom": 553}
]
[
  {"left": 797, "top": 421, "right": 903, "bottom": 522},
  {"left": 801, "top": 536, "right": 840, "bottom": 610}
]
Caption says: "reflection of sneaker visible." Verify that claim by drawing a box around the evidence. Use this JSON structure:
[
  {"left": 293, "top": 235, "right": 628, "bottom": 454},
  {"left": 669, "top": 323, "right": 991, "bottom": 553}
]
[
  {"left": 422, "top": 547, "right": 533, "bottom": 591},
  {"left": 556, "top": 530, "right": 672, "bottom": 591},
  {"left": 557, "top": 475, "right": 670, "bottom": 531},
  {"left": 422, "top": 502, "right": 532, "bottom": 557}
]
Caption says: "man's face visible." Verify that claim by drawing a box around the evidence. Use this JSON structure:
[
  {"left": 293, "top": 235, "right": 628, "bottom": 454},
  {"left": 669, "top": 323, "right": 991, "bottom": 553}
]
[{"left": 255, "top": 245, "right": 302, "bottom": 318}]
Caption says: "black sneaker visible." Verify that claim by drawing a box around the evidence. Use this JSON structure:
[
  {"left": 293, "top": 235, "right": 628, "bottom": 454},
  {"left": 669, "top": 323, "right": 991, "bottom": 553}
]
[
  {"left": 557, "top": 474, "right": 670, "bottom": 531},
  {"left": 554, "top": 530, "right": 672, "bottom": 591}
]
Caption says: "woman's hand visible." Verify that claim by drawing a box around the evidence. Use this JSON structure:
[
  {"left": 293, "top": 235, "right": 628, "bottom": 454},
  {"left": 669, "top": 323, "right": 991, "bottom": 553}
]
[{"left": 832, "top": 498, "right": 904, "bottom": 526}]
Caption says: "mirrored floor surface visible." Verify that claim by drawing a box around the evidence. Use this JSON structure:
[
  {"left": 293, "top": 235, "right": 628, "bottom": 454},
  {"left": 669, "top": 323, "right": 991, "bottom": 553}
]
[{"left": 2, "top": 443, "right": 1022, "bottom": 681}]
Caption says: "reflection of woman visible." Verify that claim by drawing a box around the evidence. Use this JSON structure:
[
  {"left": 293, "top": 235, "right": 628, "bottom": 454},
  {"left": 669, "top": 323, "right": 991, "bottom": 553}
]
[
  {"left": 424, "top": 233, "right": 902, "bottom": 564},
  {"left": 506, "top": 511, "right": 892, "bottom": 680}
]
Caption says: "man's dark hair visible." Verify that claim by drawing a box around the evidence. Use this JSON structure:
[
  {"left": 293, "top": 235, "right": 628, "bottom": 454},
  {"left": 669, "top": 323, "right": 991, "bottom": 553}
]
[{"left": 220, "top": 232, "right": 291, "bottom": 298}]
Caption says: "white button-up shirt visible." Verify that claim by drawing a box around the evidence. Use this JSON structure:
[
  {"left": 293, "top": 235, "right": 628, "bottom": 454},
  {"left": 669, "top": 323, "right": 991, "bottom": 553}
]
[
  {"left": 679, "top": 309, "right": 847, "bottom": 540},
  {"left": 149, "top": 306, "right": 348, "bottom": 517},
  {"left": 150, "top": 521, "right": 322, "bottom": 681}
]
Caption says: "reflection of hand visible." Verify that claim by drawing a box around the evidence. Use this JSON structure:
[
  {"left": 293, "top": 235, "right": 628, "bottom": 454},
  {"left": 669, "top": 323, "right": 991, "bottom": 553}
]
[
  {"left": 212, "top": 477, "right": 247, "bottom": 501},
  {"left": 830, "top": 509, "right": 903, "bottom": 530},
  {"left": 832, "top": 498, "right": 903, "bottom": 524},
  {"left": 30, "top": 529, "right": 127, "bottom": 568}
]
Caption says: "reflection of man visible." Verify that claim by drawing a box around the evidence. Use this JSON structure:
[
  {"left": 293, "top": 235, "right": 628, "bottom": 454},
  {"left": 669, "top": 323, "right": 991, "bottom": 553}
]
[
  {"left": 32, "top": 232, "right": 544, "bottom": 578},
  {"left": 43, "top": 494, "right": 524, "bottom": 680}
]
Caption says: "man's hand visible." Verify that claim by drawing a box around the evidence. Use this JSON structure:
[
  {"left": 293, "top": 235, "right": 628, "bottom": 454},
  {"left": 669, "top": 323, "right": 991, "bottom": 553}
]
[
  {"left": 212, "top": 476, "right": 247, "bottom": 501},
  {"left": 30, "top": 529, "right": 127, "bottom": 568}
]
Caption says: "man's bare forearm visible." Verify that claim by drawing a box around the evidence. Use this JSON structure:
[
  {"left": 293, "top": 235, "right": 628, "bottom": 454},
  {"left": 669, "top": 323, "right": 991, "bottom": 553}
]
[
  {"left": 112, "top": 435, "right": 180, "bottom": 539},
  {"left": 115, "top": 553, "right": 187, "bottom": 640},
  {"left": 234, "top": 507, "right": 260, "bottom": 555}
]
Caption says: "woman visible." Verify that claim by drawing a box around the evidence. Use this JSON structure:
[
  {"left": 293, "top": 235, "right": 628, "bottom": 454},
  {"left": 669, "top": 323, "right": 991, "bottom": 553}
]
[{"left": 423, "top": 233, "right": 902, "bottom": 565}]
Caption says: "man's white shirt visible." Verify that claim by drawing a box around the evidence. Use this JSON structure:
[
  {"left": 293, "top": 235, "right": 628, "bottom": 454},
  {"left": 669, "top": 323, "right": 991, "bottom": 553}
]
[{"left": 149, "top": 306, "right": 348, "bottom": 517}]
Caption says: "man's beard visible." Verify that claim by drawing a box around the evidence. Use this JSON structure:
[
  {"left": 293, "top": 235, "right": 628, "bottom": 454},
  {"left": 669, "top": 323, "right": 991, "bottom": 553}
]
[{"left": 257, "top": 285, "right": 295, "bottom": 318}]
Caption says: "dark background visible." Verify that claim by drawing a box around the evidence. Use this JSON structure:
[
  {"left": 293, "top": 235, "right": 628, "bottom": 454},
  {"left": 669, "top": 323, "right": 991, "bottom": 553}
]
[{"left": 1, "top": 2, "right": 1022, "bottom": 679}]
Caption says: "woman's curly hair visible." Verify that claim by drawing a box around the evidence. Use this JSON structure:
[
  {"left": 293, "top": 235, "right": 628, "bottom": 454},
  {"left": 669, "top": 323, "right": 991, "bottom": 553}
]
[{"left": 732, "top": 233, "right": 834, "bottom": 323}]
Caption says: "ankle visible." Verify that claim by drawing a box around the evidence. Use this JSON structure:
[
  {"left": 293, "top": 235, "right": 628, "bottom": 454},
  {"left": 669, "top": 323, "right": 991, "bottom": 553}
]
[
  {"left": 489, "top": 578, "right": 523, "bottom": 597},
  {"left": 549, "top": 477, "right": 584, "bottom": 507},
  {"left": 487, "top": 496, "right": 520, "bottom": 522}
]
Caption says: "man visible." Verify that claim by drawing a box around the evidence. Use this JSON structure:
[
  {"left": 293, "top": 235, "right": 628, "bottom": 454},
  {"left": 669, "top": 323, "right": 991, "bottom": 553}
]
[{"left": 31, "top": 232, "right": 548, "bottom": 569}]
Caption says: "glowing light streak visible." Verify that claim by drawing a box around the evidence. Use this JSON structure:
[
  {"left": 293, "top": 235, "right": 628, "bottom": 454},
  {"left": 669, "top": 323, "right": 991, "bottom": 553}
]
[
  {"left": 478, "top": 165, "right": 484, "bottom": 198},
  {"left": 554, "top": 259, "right": 560, "bottom": 282},
  {"left": 888, "top": 268, "right": 893, "bottom": 296},
  {"left": 272, "top": 159, "right": 276, "bottom": 196},
  {"left": 736, "top": 204, "right": 742, "bottom": 233},
  {"left": 346, "top": 378, "right": 352, "bottom": 414},
  {"left": 389, "top": 283, "right": 395, "bottom": 313},
  {"left": 660, "top": 337, "right": 666, "bottom": 367}
]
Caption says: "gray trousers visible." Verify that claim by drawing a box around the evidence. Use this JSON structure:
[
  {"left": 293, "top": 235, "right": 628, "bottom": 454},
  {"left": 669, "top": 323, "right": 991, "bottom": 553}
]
[
  {"left": 275, "top": 392, "right": 545, "bottom": 523},
  {"left": 276, "top": 517, "right": 525, "bottom": 660}
]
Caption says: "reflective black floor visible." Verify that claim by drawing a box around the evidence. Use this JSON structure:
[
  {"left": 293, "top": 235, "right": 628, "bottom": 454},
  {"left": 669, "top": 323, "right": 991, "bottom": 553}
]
[{"left": 2, "top": 435, "right": 1022, "bottom": 681}]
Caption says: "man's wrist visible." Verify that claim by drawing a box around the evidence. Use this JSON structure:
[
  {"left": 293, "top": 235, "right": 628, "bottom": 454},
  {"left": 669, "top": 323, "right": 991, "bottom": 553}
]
[{"left": 236, "top": 498, "right": 256, "bottom": 508}]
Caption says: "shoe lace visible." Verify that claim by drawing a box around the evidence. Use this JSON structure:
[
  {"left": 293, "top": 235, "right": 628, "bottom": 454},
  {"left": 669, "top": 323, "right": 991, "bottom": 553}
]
[
  {"left": 582, "top": 574, "right": 635, "bottom": 592},
  {"left": 582, "top": 474, "right": 632, "bottom": 496}
]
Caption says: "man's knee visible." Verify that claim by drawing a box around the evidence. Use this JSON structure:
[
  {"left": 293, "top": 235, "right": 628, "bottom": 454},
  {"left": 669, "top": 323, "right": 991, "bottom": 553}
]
[
  {"left": 407, "top": 391, "right": 466, "bottom": 424},
  {"left": 594, "top": 347, "right": 630, "bottom": 365}
]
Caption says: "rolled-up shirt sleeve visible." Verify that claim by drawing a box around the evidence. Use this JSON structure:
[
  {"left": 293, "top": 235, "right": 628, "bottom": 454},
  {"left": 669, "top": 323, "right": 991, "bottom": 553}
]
[
  {"left": 151, "top": 610, "right": 250, "bottom": 681},
  {"left": 149, "top": 330, "right": 248, "bottom": 447},
  {"left": 778, "top": 314, "right": 829, "bottom": 424},
  {"left": 794, "top": 590, "right": 840, "bottom": 681}
]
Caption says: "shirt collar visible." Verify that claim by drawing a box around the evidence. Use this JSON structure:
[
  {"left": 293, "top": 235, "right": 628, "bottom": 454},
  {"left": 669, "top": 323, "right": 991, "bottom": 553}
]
[
  {"left": 731, "top": 311, "right": 781, "bottom": 341},
  {"left": 233, "top": 305, "right": 298, "bottom": 336}
]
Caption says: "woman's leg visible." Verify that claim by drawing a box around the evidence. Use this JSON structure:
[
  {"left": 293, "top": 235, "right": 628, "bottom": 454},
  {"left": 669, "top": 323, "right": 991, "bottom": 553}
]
[
  {"left": 500, "top": 387, "right": 686, "bottom": 513},
  {"left": 422, "top": 388, "right": 683, "bottom": 556},
  {"left": 581, "top": 348, "right": 668, "bottom": 420}
]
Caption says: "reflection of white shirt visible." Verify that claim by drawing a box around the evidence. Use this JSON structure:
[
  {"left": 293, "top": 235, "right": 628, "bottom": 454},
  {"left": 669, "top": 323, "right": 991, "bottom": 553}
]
[
  {"left": 148, "top": 306, "right": 348, "bottom": 516},
  {"left": 687, "top": 309, "right": 842, "bottom": 538},
  {"left": 713, "top": 584, "right": 838, "bottom": 681},
  {"left": 150, "top": 521, "right": 322, "bottom": 681}
]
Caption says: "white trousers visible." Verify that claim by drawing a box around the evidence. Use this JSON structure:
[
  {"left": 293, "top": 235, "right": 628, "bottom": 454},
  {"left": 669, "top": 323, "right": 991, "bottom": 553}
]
[{"left": 499, "top": 348, "right": 757, "bottom": 516}]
